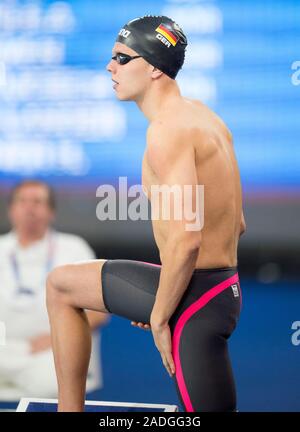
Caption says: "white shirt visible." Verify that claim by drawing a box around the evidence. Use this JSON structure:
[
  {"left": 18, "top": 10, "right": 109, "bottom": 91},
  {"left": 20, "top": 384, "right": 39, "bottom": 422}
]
[{"left": 0, "top": 229, "right": 102, "bottom": 391}]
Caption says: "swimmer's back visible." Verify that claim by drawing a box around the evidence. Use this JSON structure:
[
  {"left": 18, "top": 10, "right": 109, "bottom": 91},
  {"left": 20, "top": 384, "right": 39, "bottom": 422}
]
[{"left": 145, "top": 98, "right": 244, "bottom": 269}]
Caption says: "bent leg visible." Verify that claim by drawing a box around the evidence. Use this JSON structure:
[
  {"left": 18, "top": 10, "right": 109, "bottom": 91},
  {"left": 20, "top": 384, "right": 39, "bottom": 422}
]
[
  {"left": 46, "top": 259, "right": 109, "bottom": 412},
  {"left": 101, "top": 260, "right": 160, "bottom": 322}
]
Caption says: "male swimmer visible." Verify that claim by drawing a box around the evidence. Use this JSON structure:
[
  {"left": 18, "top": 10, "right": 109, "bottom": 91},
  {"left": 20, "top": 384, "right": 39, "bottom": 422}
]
[{"left": 46, "top": 15, "right": 246, "bottom": 412}]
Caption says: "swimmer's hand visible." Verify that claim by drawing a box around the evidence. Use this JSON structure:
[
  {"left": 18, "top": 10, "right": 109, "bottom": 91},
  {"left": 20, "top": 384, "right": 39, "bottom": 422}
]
[
  {"left": 131, "top": 321, "right": 151, "bottom": 331},
  {"left": 150, "top": 320, "right": 176, "bottom": 378},
  {"left": 131, "top": 320, "right": 175, "bottom": 378}
]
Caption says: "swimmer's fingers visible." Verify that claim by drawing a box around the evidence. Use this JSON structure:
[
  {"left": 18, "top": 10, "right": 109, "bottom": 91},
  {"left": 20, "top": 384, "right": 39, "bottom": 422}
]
[
  {"left": 131, "top": 321, "right": 151, "bottom": 331},
  {"left": 132, "top": 321, "right": 145, "bottom": 329},
  {"left": 131, "top": 321, "right": 151, "bottom": 330}
]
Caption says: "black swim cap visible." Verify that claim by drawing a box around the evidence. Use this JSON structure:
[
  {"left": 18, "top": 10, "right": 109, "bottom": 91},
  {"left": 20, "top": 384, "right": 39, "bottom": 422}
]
[{"left": 116, "top": 15, "right": 187, "bottom": 79}]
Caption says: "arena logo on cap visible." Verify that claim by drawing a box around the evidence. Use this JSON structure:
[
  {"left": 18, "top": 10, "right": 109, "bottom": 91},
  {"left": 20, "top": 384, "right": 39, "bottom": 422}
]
[
  {"left": 119, "top": 28, "right": 131, "bottom": 38},
  {"left": 155, "top": 24, "right": 178, "bottom": 47}
]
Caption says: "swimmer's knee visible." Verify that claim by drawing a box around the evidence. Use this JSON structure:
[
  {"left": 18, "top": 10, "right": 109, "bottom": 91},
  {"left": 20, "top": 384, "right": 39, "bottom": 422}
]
[
  {"left": 46, "top": 265, "right": 72, "bottom": 306},
  {"left": 47, "top": 265, "right": 63, "bottom": 291}
]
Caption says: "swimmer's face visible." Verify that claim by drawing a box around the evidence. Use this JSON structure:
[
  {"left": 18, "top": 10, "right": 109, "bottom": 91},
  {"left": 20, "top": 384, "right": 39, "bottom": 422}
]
[{"left": 106, "top": 42, "right": 154, "bottom": 101}]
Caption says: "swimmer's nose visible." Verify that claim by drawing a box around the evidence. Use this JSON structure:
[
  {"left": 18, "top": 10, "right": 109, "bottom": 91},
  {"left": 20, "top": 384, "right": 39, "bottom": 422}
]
[{"left": 106, "top": 58, "right": 114, "bottom": 73}]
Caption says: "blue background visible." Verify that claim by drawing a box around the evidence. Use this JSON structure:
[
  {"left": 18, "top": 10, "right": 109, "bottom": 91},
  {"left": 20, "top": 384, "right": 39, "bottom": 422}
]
[{"left": 0, "top": 0, "right": 299, "bottom": 194}]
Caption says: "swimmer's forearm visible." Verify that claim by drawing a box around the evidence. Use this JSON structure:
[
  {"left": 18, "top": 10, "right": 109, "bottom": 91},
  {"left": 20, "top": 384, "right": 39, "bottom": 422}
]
[{"left": 151, "top": 239, "right": 200, "bottom": 326}]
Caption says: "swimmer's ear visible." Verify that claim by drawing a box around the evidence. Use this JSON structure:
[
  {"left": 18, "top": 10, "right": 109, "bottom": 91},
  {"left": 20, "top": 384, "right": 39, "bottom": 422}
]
[{"left": 151, "top": 67, "right": 164, "bottom": 79}]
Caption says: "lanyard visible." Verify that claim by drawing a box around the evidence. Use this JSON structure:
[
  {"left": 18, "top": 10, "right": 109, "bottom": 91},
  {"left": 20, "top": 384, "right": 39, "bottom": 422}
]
[{"left": 10, "top": 232, "right": 55, "bottom": 296}]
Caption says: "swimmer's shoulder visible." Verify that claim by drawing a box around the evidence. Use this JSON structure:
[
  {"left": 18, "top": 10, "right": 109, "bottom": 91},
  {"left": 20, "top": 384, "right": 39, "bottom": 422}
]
[
  {"left": 147, "top": 98, "right": 200, "bottom": 141},
  {"left": 184, "top": 97, "right": 233, "bottom": 143},
  {"left": 146, "top": 97, "right": 232, "bottom": 155},
  {"left": 146, "top": 116, "right": 195, "bottom": 173},
  {"left": 147, "top": 113, "right": 189, "bottom": 146}
]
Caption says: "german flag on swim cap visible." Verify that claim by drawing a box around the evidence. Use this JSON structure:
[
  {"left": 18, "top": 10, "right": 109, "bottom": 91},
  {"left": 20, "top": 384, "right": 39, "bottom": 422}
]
[
  {"left": 155, "top": 24, "right": 179, "bottom": 47},
  {"left": 116, "top": 15, "right": 187, "bottom": 79}
]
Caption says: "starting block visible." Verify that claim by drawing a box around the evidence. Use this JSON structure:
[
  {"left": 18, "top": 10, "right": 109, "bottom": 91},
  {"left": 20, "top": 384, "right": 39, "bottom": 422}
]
[{"left": 16, "top": 398, "right": 178, "bottom": 412}]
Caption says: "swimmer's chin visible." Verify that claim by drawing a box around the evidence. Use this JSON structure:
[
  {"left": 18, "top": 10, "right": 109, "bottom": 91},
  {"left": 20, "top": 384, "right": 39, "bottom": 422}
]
[
  {"left": 115, "top": 93, "right": 137, "bottom": 102},
  {"left": 113, "top": 86, "right": 138, "bottom": 102}
]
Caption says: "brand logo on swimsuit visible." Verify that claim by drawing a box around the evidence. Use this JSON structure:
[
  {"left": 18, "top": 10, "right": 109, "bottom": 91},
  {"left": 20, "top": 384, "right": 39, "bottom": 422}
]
[
  {"left": 231, "top": 284, "right": 239, "bottom": 297},
  {"left": 119, "top": 28, "right": 131, "bottom": 38}
]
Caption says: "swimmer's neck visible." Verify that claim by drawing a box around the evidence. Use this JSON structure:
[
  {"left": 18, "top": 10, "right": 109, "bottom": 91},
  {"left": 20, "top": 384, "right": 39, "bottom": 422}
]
[{"left": 135, "top": 78, "right": 182, "bottom": 122}]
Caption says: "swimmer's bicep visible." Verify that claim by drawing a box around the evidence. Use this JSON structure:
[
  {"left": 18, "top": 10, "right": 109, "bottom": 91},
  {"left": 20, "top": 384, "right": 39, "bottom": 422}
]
[
  {"left": 166, "top": 152, "right": 202, "bottom": 245},
  {"left": 148, "top": 129, "right": 202, "bottom": 240},
  {"left": 147, "top": 126, "right": 198, "bottom": 185}
]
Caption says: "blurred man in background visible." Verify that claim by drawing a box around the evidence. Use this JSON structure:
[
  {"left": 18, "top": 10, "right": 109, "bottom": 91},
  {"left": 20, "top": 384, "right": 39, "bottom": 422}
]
[{"left": 0, "top": 180, "right": 109, "bottom": 400}]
